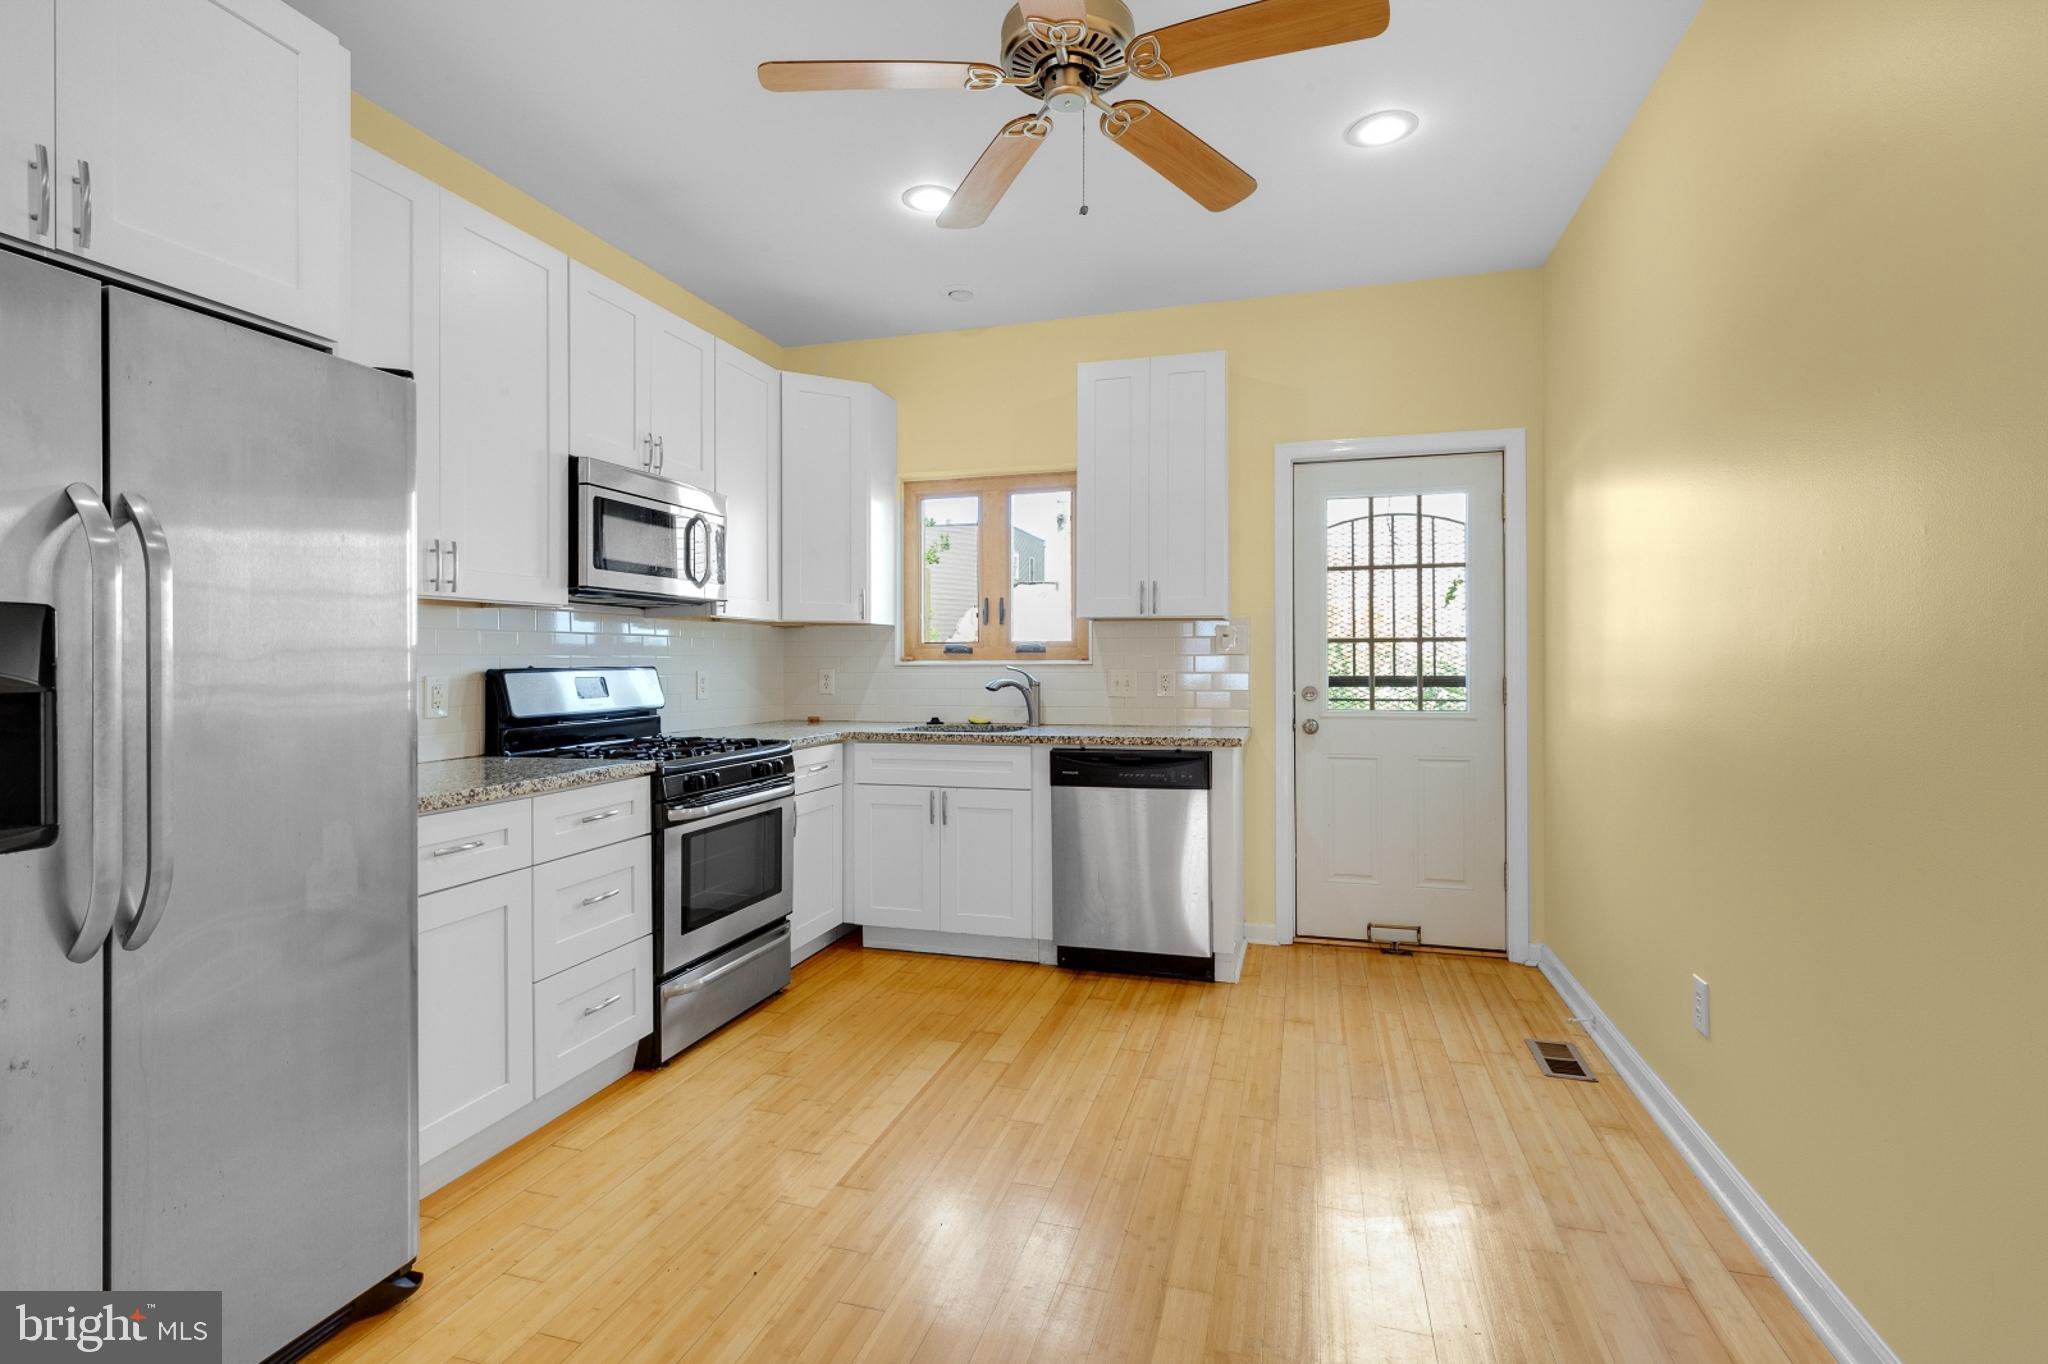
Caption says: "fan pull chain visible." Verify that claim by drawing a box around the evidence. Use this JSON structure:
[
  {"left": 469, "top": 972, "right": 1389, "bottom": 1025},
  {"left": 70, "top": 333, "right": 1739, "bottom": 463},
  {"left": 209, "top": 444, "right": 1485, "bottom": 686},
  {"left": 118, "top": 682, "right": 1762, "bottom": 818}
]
[{"left": 1079, "top": 117, "right": 1090, "bottom": 216}]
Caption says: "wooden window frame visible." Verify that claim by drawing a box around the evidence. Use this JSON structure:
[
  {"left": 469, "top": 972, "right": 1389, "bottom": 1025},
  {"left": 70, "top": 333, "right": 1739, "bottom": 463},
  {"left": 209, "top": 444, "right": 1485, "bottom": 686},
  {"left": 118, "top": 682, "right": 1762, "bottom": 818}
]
[{"left": 901, "top": 473, "right": 1088, "bottom": 662}]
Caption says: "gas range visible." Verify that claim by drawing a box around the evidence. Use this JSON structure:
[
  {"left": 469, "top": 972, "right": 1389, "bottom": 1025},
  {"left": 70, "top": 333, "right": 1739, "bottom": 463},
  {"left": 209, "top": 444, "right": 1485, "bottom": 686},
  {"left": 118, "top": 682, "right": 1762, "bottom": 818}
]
[{"left": 542, "top": 734, "right": 796, "bottom": 810}]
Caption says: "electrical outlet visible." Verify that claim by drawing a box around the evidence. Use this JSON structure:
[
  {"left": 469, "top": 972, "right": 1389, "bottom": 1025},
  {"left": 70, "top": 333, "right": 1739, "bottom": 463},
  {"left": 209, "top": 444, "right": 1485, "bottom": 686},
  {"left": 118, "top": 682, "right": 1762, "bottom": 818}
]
[
  {"left": 1691, "top": 975, "right": 1711, "bottom": 1037},
  {"left": 419, "top": 676, "right": 448, "bottom": 720},
  {"left": 694, "top": 670, "right": 709, "bottom": 701},
  {"left": 1154, "top": 669, "right": 1176, "bottom": 699},
  {"left": 817, "top": 668, "right": 837, "bottom": 696},
  {"left": 1107, "top": 669, "right": 1136, "bottom": 698}
]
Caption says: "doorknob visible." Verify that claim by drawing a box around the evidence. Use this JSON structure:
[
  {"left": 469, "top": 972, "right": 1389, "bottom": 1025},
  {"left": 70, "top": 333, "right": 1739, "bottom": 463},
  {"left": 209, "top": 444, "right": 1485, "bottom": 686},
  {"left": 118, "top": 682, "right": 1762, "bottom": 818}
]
[
  {"left": 1300, "top": 684, "right": 1319, "bottom": 702},
  {"left": 1301, "top": 718, "right": 1321, "bottom": 735}
]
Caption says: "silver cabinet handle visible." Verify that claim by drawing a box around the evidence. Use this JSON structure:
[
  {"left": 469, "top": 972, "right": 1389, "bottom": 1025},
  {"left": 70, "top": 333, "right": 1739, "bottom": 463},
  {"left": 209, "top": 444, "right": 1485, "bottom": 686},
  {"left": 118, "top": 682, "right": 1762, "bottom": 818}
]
[
  {"left": 941, "top": 790, "right": 949, "bottom": 825},
  {"left": 447, "top": 540, "right": 458, "bottom": 594},
  {"left": 579, "top": 806, "right": 623, "bottom": 824},
  {"left": 61, "top": 484, "right": 123, "bottom": 963},
  {"left": 660, "top": 927, "right": 789, "bottom": 998},
  {"left": 27, "top": 142, "right": 50, "bottom": 235},
  {"left": 71, "top": 159, "right": 91, "bottom": 249},
  {"left": 1136, "top": 578, "right": 1145, "bottom": 614},
  {"left": 1151, "top": 581, "right": 1159, "bottom": 616},
  {"left": 431, "top": 838, "right": 486, "bottom": 858},
  {"left": 581, "top": 993, "right": 624, "bottom": 1016},
  {"left": 579, "top": 887, "right": 623, "bottom": 907},
  {"left": 803, "top": 761, "right": 833, "bottom": 774},
  {"left": 642, "top": 433, "right": 654, "bottom": 470},
  {"left": 858, "top": 588, "right": 866, "bottom": 621},
  {"left": 425, "top": 537, "right": 441, "bottom": 592},
  {"left": 115, "top": 494, "right": 174, "bottom": 952},
  {"left": 928, "top": 790, "right": 935, "bottom": 825},
  {"left": 653, "top": 434, "right": 665, "bottom": 473}
]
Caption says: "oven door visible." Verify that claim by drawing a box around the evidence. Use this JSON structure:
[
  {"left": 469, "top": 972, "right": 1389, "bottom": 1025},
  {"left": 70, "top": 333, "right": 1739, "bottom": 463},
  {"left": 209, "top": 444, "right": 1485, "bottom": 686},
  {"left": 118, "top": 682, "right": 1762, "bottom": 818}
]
[{"left": 662, "top": 794, "right": 793, "bottom": 971}]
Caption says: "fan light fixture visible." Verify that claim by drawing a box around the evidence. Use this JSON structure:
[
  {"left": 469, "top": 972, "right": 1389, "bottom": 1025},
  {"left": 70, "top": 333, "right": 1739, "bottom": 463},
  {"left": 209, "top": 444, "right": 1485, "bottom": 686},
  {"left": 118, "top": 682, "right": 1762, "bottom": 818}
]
[
  {"left": 902, "top": 184, "right": 955, "bottom": 213},
  {"left": 1346, "top": 109, "right": 1418, "bottom": 147}
]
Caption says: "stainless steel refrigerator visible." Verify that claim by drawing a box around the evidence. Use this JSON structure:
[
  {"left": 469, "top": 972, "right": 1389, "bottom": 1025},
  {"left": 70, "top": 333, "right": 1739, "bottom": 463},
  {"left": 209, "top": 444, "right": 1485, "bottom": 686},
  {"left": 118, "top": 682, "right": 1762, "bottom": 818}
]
[{"left": 0, "top": 249, "right": 419, "bottom": 1361}]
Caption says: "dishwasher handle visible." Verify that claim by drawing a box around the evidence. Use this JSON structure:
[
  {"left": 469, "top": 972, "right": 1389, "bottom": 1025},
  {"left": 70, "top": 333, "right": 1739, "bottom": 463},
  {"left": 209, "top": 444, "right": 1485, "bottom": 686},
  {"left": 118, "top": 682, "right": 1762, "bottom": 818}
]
[{"left": 1048, "top": 747, "right": 1211, "bottom": 791}]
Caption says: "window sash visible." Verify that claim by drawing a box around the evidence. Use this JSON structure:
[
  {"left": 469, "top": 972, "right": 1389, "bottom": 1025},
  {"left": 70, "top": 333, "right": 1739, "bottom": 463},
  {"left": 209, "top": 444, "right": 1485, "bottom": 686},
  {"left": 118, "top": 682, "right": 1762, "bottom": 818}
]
[{"left": 901, "top": 473, "right": 1086, "bottom": 662}]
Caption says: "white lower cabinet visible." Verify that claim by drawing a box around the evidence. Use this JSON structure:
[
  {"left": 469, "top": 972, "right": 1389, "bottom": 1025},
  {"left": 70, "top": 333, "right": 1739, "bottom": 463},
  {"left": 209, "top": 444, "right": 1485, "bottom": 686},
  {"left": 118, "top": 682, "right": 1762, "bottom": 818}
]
[
  {"left": 533, "top": 938, "right": 654, "bottom": 1099},
  {"left": 852, "top": 772, "right": 1033, "bottom": 940},
  {"left": 851, "top": 784, "right": 937, "bottom": 932},
  {"left": 792, "top": 783, "right": 846, "bottom": 951},
  {"left": 418, "top": 870, "right": 533, "bottom": 1164}
]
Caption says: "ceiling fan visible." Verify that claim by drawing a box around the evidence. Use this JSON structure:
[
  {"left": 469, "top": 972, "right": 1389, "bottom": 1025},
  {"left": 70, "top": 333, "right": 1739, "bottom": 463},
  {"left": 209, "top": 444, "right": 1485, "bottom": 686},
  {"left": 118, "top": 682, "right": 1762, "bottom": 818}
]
[{"left": 758, "top": 0, "right": 1393, "bottom": 228}]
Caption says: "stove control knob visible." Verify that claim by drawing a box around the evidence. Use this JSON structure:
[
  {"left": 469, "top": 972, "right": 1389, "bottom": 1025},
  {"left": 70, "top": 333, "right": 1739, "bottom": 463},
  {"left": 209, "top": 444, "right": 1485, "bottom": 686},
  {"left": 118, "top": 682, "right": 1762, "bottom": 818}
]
[{"left": 682, "top": 773, "right": 707, "bottom": 794}]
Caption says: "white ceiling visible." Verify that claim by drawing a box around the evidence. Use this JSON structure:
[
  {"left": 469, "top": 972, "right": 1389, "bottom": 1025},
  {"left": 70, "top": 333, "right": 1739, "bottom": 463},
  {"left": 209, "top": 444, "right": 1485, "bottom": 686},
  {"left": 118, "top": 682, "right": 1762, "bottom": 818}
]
[{"left": 290, "top": 0, "right": 1701, "bottom": 347}]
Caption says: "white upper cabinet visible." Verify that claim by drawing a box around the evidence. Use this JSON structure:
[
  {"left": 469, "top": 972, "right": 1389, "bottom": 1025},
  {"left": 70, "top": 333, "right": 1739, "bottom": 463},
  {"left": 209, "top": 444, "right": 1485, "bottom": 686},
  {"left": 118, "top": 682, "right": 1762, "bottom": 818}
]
[
  {"left": 567, "top": 263, "right": 714, "bottom": 485},
  {"left": 1076, "top": 351, "right": 1228, "bottom": 619},
  {"left": 714, "top": 341, "right": 782, "bottom": 621},
  {"left": 437, "top": 194, "right": 569, "bottom": 607},
  {"left": 44, "top": 0, "right": 348, "bottom": 339},
  {"left": 338, "top": 145, "right": 445, "bottom": 595},
  {"left": 0, "top": 1, "right": 57, "bottom": 250},
  {"left": 781, "top": 373, "right": 899, "bottom": 625}
]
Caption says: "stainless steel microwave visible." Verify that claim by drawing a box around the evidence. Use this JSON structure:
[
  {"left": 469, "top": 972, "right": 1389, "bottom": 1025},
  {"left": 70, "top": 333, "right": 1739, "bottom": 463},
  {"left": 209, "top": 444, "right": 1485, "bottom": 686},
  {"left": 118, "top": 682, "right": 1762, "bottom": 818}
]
[{"left": 570, "top": 456, "right": 728, "bottom": 608}]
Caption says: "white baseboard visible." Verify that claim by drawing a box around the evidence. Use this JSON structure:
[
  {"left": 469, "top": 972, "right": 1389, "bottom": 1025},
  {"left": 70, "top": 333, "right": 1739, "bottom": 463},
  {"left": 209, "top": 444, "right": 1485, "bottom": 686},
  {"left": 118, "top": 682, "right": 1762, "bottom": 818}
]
[
  {"left": 1533, "top": 945, "right": 1898, "bottom": 1364},
  {"left": 860, "top": 926, "right": 1042, "bottom": 963},
  {"left": 420, "top": 1043, "right": 636, "bottom": 1197},
  {"left": 1241, "top": 921, "right": 1279, "bottom": 946}
]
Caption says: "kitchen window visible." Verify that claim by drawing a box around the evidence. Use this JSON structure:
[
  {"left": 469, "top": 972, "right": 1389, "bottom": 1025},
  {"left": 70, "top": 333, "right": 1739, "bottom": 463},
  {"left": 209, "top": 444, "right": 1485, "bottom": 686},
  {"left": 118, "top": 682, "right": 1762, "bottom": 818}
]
[{"left": 902, "top": 474, "right": 1086, "bottom": 661}]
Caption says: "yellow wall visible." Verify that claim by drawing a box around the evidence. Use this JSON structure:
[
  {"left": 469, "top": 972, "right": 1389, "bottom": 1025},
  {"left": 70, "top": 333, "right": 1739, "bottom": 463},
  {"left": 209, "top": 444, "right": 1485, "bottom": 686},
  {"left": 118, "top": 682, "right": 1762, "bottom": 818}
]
[
  {"left": 350, "top": 95, "right": 786, "bottom": 368},
  {"left": 790, "top": 273, "right": 1548, "bottom": 929},
  {"left": 1542, "top": 1, "right": 2048, "bottom": 1358}
]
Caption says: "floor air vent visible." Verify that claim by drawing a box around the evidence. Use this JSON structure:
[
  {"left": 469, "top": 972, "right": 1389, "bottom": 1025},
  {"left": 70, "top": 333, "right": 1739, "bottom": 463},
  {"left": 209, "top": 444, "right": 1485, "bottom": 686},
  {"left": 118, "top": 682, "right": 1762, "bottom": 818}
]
[{"left": 1526, "top": 1039, "right": 1597, "bottom": 1082}]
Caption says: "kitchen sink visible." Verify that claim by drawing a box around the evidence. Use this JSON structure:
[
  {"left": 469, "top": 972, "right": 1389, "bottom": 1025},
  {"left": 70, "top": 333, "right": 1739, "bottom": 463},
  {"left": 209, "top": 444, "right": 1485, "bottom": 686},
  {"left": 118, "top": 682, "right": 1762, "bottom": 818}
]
[{"left": 900, "top": 722, "right": 1029, "bottom": 734}]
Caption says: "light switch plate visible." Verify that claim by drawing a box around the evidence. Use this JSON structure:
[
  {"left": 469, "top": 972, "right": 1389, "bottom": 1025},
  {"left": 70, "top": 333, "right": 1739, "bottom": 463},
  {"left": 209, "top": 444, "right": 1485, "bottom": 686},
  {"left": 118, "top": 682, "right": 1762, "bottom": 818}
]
[
  {"left": 419, "top": 676, "right": 448, "bottom": 720},
  {"left": 1108, "top": 669, "right": 1136, "bottom": 698},
  {"left": 818, "top": 669, "right": 837, "bottom": 696}
]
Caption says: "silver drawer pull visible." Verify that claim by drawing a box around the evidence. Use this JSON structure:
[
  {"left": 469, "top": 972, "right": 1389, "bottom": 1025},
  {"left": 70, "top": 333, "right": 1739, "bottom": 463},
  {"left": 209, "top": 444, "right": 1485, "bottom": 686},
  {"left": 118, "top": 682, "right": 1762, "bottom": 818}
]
[
  {"left": 430, "top": 838, "right": 486, "bottom": 858},
  {"left": 579, "top": 887, "right": 623, "bottom": 907},
  {"left": 581, "top": 993, "right": 623, "bottom": 1016},
  {"left": 579, "top": 807, "right": 624, "bottom": 824},
  {"left": 804, "top": 762, "right": 833, "bottom": 774},
  {"left": 660, "top": 929, "right": 788, "bottom": 999}
]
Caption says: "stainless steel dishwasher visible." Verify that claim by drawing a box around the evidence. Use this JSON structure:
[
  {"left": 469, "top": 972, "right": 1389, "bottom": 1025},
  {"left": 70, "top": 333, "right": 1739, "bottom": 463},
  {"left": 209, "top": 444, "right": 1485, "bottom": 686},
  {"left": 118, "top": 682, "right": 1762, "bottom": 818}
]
[{"left": 1051, "top": 748, "right": 1213, "bottom": 980}]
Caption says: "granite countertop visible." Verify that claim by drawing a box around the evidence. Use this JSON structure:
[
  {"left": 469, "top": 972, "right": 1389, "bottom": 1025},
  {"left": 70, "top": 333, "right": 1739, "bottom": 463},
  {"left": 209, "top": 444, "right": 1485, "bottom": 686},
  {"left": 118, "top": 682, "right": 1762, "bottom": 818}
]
[
  {"left": 419, "top": 724, "right": 1247, "bottom": 814},
  {"left": 418, "top": 756, "right": 658, "bottom": 815}
]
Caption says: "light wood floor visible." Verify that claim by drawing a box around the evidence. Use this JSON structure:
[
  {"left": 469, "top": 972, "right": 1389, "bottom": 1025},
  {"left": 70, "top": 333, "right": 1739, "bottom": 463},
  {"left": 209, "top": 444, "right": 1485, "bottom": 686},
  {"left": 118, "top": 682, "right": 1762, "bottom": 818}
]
[{"left": 314, "top": 941, "right": 1830, "bottom": 1363}]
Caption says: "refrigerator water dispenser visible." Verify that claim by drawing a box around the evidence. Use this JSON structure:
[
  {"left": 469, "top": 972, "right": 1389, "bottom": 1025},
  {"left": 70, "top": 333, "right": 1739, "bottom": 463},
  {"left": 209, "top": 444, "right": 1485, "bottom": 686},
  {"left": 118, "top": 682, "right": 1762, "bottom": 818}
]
[{"left": 0, "top": 602, "right": 57, "bottom": 855}]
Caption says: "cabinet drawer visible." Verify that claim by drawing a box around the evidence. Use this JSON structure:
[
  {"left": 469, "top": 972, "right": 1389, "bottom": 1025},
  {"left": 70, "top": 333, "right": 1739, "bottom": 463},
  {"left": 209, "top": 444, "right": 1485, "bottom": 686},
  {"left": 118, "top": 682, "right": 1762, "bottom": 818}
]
[
  {"left": 854, "top": 743, "right": 1032, "bottom": 791},
  {"left": 793, "top": 743, "right": 844, "bottom": 794},
  {"left": 531, "top": 836, "right": 653, "bottom": 979},
  {"left": 533, "top": 936, "right": 653, "bottom": 1098},
  {"left": 418, "top": 799, "right": 534, "bottom": 895},
  {"left": 531, "top": 778, "right": 651, "bottom": 863}
]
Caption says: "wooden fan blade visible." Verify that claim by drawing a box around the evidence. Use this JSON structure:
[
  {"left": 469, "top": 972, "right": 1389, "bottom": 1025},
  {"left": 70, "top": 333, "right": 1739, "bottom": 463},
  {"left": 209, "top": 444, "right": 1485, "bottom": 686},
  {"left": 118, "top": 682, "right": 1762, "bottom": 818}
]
[
  {"left": 937, "top": 115, "right": 1053, "bottom": 229},
  {"left": 1099, "top": 101, "right": 1256, "bottom": 212},
  {"left": 1126, "top": 0, "right": 1391, "bottom": 81},
  {"left": 758, "top": 60, "right": 1004, "bottom": 93}
]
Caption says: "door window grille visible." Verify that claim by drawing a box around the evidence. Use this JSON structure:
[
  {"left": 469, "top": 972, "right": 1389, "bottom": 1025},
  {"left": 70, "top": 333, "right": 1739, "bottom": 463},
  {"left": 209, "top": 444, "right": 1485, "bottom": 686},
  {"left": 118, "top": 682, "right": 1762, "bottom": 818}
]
[{"left": 1324, "top": 493, "right": 1469, "bottom": 711}]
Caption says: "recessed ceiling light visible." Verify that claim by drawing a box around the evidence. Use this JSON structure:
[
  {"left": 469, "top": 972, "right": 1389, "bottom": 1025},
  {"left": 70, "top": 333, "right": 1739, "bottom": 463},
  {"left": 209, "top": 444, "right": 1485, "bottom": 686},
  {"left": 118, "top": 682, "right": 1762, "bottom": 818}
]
[
  {"left": 1346, "top": 109, "right": 1419, "bottom": 148},
  {"left": 947, "top": 289, "right": 975, "bottom": 302},
  {"left": 902, "top": 184, "right": 953, "bottom": 214}
]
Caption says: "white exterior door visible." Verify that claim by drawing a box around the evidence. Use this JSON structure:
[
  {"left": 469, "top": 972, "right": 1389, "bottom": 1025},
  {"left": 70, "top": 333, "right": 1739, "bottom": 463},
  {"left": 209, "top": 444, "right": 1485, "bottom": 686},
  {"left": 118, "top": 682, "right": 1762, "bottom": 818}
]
[
  {"left": 53, "top": 0, "right": 347, "bottom": 338},
  {"left": 0, "top": 1, "right": 55, "bottom": 249},
  {"left": 781, "top": 372, "right": 869, "bottom": 623},
  {"left": 1145, "top": 352, "right": 1229, "bottom": 618},
  {"left": 1075, "top": 358, "right": 1149, "bottom": 619},
  {"left": 851, "top": 785, "right": 938, "bottom": 931},
  {"left": 715, "top": 341, "right": 782, "bottom": 620},
  {"left": 567, "top": 262, "right": 649, "bottom": 472},
  {"left": 647, "top": 309, "right": 714, "bottom": 486},
  {"left": 1293, "top": 453, "right": 1507, "bottom": 949},
  {"left": 937, "top": 787, "right": 1033, "bottom": 939}
]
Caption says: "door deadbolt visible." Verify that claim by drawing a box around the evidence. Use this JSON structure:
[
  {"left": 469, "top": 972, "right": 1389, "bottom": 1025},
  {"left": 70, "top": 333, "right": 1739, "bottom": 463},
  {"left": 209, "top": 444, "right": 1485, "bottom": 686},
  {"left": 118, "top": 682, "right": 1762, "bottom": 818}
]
[
  {"left": 1301, "top": 718, "right": 1321, "bottom": 735},
  {"left": 1301, "top": 684, "right": 1319, "bottom": 702}
]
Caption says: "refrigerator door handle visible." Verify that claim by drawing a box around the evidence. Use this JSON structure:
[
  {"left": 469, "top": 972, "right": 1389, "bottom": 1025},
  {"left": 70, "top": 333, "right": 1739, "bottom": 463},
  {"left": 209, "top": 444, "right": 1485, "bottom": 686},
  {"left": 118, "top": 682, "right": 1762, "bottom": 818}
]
[
  {"left": 61, "top": 484, "right": 124, "bottom": 963},
  {"left": 115, "top": 493, "right": 175, "bottom": 952}
]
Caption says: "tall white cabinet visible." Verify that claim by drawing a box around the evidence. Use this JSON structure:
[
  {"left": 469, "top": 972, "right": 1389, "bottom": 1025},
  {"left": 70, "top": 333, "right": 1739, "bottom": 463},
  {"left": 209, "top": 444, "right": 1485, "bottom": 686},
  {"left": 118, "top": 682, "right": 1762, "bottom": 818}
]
[
  {"left": 567, "top": 264, "right": 714, "bottom": 485},
  {"left": 781, "top": 373, "right": 898, "bottom": 625},
  {"left": 1076, "top": 351, "right": 1229, "bottom": 619},
  {"left": 714, "top": 342, "right": 782, "bottom": 621},
  {"left": 1, "top": 0, "right": 349, "bottom": 339}
]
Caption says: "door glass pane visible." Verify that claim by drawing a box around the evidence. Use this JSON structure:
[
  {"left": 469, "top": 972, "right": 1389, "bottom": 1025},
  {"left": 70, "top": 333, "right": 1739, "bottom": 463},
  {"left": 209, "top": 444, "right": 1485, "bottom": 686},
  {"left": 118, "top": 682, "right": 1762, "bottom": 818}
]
[
  {"left": 919, "top": 494, "right": 980, "bottom": 646},
  {"left": 1008, "top": 488, "right": 1073, "bottom": 644},
  {"left": 1324, "top": 492, "right": 1470, "bottom": 712}
]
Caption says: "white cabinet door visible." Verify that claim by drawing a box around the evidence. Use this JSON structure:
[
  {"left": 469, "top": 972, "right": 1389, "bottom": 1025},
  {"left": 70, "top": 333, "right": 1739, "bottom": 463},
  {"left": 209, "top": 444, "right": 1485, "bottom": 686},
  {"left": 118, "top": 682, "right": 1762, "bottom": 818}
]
[
  {"left": 851, "top": 784, "right": 938, "bottom": 931},
  {"left": 438, "top": 194, "right": 569, "bottom": 606},
  {"left": 53, "top": 0, "right": 347, "bottom": 338},
  {"left": 647, "top": 308, "right": 714, "bottom": 486},
  {"left": 532, "top": 936, "right": 653, "bottom": 1099},
  {"left": 938, "top": 787, "right": 1033, "bottom": 939},
  {"left": 781, "top": 372, "right": 870, "bottom": 623},
  {"left": 714, "top": 341, "right": 781, "bottom": 620},
  {"left": 1075, "top": 358, "right": 1151, "bottom": 619},
  {"left": 792, "top": 784, "right": 845, "bottom": 949},
  {"left": 418, "top": 870, "right": 534, "bottom": 1163},
  {"left": 0, "top": 1, "right": 55, "bottom": 249},
  {"left": 567, "top": 262, "right": 649, "bottom": 473},
  {"left": 338, "top": 144, "right": 445, "bottom": 595},
  {"left": 1146, "top": 352, "right": 1229, "bottom": 618}
]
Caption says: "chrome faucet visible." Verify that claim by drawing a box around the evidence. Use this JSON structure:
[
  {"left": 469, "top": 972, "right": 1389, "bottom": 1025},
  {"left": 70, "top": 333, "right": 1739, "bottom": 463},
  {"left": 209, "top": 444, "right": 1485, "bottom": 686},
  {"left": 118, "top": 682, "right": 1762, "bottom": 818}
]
[{"left": 984, "top": 664, "right": 1042, "bottom": 727}]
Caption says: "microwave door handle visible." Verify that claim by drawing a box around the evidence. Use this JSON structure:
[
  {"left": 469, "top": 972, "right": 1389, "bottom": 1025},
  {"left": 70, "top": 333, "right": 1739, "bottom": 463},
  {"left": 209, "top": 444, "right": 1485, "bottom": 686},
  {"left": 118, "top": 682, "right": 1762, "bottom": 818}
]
[{"left": 60, "top": 485, "right": 124, "bottom": 963}]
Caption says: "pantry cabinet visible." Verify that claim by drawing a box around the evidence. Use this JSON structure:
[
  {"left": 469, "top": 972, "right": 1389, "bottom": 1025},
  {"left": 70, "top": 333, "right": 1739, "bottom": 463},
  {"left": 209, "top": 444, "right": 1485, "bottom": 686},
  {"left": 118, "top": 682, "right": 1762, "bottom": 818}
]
[
  {"left": 1075, "top": 351, "right": 1228, "bottom": 619},
  {"left": 0, "top": 0, "right": 349, "bottom": 338},
  {"left": 568, "top": 263, "right": 714, "bottom": 485},
  {"left": 714, "top": 341, "right": 783, "bottom": 620},
  {"left": 781, "top": 374, "right": 898, "bottom": 625}
]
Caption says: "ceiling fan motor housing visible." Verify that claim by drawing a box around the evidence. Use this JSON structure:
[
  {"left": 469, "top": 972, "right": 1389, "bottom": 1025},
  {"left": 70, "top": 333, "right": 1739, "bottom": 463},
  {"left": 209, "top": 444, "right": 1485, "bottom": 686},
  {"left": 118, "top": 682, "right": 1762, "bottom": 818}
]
[{"left": 1000, "top": 0, "right": 1137, "bottom": 99}]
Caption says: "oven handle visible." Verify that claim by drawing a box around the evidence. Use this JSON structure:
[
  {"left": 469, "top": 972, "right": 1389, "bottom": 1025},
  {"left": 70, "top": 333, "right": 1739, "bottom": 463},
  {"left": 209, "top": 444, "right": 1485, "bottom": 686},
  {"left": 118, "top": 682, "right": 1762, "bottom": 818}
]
[
  {"left": 660, "top": 923, "right": 791, "bottom": 999},
  {"left": 663, "top": 779, "right": 796, "bottom": 824}
]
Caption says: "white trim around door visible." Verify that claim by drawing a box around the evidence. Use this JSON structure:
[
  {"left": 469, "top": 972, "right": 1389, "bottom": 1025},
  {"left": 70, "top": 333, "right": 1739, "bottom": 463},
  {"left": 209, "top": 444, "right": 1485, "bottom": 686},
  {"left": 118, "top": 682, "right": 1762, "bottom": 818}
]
[{"left": 1272, "top": 430, "right": 1531, "bottom": 962}]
